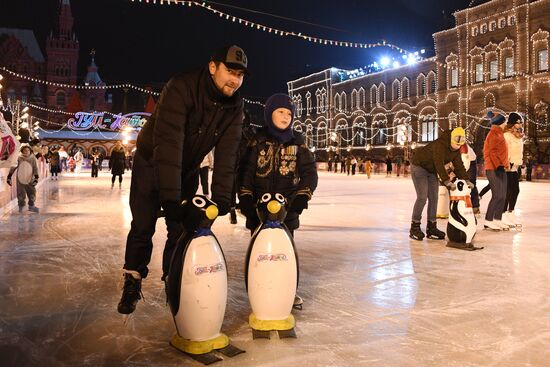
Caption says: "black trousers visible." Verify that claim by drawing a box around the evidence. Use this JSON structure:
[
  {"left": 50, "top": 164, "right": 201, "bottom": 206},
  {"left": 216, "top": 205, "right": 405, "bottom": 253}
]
[
  {"left": 91, "top": 165, "right": 98, "bottom": 177},
  {"left": 112, "top": 174, "right": 123, "bottom": 183},
  {"left": 199, "top": 166, "right": 210, "bottom": 196},
  {"left": 123, "top": 152, "right": 184, "bottom": 279},
  {"left": 468, "top": 161, "right": 480, "bottom": 209},
  {"left": 504, "top": 171, "right": 520, "bottom": 211}
]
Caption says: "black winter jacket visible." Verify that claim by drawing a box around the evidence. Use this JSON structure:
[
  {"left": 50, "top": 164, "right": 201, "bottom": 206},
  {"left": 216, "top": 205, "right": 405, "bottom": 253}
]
[
  {"left": 136, "top": 66, "right": 244, "bottom": 207},
  {"left": 109, "top": 148, "right": 126, "bottom": 175},
  {"left": 239, "top": 130, "right": 318, "bottom": 230},
  {"left": 411, "top": 130, "right": 468, "bottom": 182}
]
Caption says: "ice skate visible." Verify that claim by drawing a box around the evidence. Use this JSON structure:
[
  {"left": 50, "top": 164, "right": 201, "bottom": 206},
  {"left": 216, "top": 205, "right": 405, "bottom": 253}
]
[
  {"left": 484, "top": 220, "right": 501, "bottom": 231},
  {"left": 117, "top": 272, "right": 142, "bottom": 314},
  {"left": 293, "top": 295, "right": 303, "bottom": 310},
  {"left": 506, "top": 211, "right": 522, "bottom": 231},
  {"left": 409, "top": 221, "right": 425, "bottom": 241},
  {"left": 28, "top": 206, "right": 40, "bottom": 213},
  {"left": 426, "top": 221, "right": 445, "bottom": 240},
  {"left": 494, "top": 219, "right": 510, "bottom": 231},
  {"left": 501, "top": 212, "right": 515, "bottom": 228}
]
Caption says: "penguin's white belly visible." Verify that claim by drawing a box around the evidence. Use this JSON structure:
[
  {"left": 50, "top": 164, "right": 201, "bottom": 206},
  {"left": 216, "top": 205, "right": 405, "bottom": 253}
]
[
  {"left": 175, "top": 235, "right": 227, "bottom": 341},
  {"left": 450, "top": 201, "right": 476, "bottom": 243},
  {"left": 248, "top": 228, "right": 297, "bottom": 320}
]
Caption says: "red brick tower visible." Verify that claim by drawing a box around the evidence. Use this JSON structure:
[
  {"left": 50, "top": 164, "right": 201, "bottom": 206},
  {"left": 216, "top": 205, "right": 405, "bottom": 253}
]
[{"left": 45, "top": 0, "right": 79, "bottom": 110}]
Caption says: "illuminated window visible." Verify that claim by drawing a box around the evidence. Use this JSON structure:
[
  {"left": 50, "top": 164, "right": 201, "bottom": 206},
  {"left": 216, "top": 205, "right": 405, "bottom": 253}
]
[
  {"left": 538, "top": 49, "right": 548, "bottom": 72},
  {"left": 451, "top": 68, "right": 458, "bottom": 87},
  {"left": 472, "top": 26, "right": 479, "bottom": 36},
  {"left": 490, "top": 21, "right": 496, "bottom": 31},
  {"left": 475, "top": 63, "right": 484, "bottom": 82},
  {"left": 505, "top": 57, "right": 514, "bottom": 77},
  {"left": 421, "top": 121, "right": 438, "bottom": 142},
  {"left": 499, "top": 18, "right": 506, "bottom": 28},
  {"left": 489, "top": 60, "right": 498, "bottom": 80},
  {"left": 480, "top": 24, "right": 488, "bottom": 34}
]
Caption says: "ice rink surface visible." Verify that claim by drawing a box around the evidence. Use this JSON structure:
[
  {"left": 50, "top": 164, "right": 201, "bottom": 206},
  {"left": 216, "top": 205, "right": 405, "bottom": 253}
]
[{"left": 1, "top": 171, "right": 549, "bottom": 366}]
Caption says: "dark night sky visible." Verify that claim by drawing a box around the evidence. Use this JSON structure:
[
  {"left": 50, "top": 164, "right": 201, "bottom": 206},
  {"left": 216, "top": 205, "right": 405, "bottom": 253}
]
[{"left": 1, "top": 0, "right": 479, "bottom": 101}]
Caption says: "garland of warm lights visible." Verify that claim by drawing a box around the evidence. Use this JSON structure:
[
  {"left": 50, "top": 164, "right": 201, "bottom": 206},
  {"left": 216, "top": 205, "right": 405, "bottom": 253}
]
[
  {"left": 129, "top": 0, "right": 415, "bottom": 54},
  {"left": 0, "top": 67, "right": 160, "bottom": 96},
  {"left": 1, "top": 67, "right": 264, "bottom": 107}
]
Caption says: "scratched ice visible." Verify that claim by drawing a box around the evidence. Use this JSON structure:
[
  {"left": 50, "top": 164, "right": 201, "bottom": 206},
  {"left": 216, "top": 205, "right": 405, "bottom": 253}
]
[{"left": 1, "top": 171, "right": 549, "bottom": 366}]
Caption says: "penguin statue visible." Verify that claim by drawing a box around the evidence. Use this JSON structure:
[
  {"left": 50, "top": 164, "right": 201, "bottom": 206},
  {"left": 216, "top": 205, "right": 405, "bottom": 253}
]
[
  {"left": 245, "top": 192, "right": 299, "bottom": 339},
  {"left": 166, "top": 195, "right": 244, "bottom": 364},
  {"left": 446, "top": 179, "right": 483, "bottom": 251}
]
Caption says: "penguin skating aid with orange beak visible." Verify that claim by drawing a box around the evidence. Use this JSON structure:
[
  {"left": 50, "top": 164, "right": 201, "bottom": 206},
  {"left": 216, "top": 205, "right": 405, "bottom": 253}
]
[
  {"left": 166, "top": 195, "right": 244, "bottom": 364},
  {"left": 245, "top": 193, "right": 299, "bottom": 339}
]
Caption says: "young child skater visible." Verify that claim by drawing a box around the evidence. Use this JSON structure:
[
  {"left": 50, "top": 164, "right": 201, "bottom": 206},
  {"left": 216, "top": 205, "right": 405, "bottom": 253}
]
[
  {"left": 7, "top": 145, "right": 40, "bottom": 213},
  {"left": 238, "top": 93, "right": 318, "bottom": 307}
]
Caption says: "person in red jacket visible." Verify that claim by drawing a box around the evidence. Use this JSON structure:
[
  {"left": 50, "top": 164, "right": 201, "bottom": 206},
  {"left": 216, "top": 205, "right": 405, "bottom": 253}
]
[{"left": 483, "top": 111, "right": 509, "bottom": 231}]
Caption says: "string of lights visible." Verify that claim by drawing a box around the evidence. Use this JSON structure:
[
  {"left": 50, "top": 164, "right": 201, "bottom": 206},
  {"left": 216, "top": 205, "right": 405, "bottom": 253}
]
[
  {"left": 129, "top": 0, "right": 415, "bottom": 54},
  {"left": 0, "top": 67, "right": 160, "bottom": 96}
]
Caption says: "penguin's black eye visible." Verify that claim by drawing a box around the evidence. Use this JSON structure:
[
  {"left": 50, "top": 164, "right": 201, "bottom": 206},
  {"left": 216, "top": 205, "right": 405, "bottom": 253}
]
[
  {"left": 261, "top": 193, "right": 272, "bottom": 202},
  {"left": 193, "top": 197, "right": 206, "bottom": 208},
  {"left": 275, "top": 193, "right": 284, "bottom": 202},
  {"left": 457, "top": 181, "right": 464, "bottom": 191}
]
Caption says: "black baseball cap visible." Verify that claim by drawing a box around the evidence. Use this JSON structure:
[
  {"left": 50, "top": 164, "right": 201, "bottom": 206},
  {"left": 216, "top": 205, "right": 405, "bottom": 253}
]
[{"left": 211, "top": 45, "right": 250, "bottom": 75}]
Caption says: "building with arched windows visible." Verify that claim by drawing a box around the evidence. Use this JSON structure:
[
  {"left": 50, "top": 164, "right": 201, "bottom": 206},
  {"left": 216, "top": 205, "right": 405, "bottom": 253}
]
[{"left": 288, "top": 0, "right": 550, "bottom": 164}]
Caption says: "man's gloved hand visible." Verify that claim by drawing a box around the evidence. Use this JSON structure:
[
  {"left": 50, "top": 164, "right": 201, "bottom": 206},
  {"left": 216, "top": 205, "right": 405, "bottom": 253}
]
[
  {"left": 290, "top": 194, "right": 309, "bottom": 214},
  {"left": 238, "top": 195, "right": 255, "bottom": 217},
  {"left": 31, "top": 175, "right": 39, "bottom": 186},
  {"left": 161, "top": 201, "right": 187, "bottom": 222},
  {"left": 496, "top": 166, "right": 505, "bottom": 173},
  {"left": 465, "top": 180, "right": 475, "bottom": 189},
  {"left": 443, "top": 179, "right": 456, "bottom": 191},
  {"left": 6, "top": 177, "right": 12, "bottom": 186},
  {"left": 213, "top": 199, "right": 230, "bottom": 216}
]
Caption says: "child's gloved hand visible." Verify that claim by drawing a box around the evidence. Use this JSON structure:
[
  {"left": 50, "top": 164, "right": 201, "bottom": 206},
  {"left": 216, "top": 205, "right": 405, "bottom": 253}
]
[
  {"left": 6, "top": 177, "right": 12, "bottom": 186},
  {"left": 238, "top": 195, "right": 255, "bottom": 217},
  {"left": 31, "top": 176, "right": 39, "bottom": 186},
  {"left": 443, "top": 179, "right": 456, "bottom": 191},
  {"left": 290, "top": 194, "right": 309, "bottom": 214},
  {"left": 161, "top": 201, "right": 187, "bottom": 223}
]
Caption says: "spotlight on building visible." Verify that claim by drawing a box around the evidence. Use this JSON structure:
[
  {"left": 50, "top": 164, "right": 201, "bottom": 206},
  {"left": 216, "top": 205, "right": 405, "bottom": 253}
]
[
  {"left": 0, "top": 73, "right": 3, "bottom": 81},
  {"left": 22, "top": 106, "right": 29, "bottom": 113},
  {"left": 21, "top": 113, "right": 29, "bottom": 120},
  {"left": 407, "top": 54, "right": 417, "bottom": 65},
  {"left": 380, "top": 57, "right": 390, "bottom": 68},
  {"left": 21, "top": 122, "right": 29, "bottom": 129},
  {"left": 420, "top": 49, "right": 426, "bottom": 54},
  {"left": 365, "top": 144, "right": 372, "bottom": 151},
  {"left": 346, "top": 146, "right": 351, "bottom": 152},
  {"left": 392, "top": 61, "right": 400, "bottom": 68}
]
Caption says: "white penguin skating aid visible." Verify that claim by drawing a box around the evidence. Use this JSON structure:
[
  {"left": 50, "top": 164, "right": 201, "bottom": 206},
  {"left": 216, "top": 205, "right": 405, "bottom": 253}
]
[
  {"left": 446, "top": 179, "right": 484, "bottom": 251},
  {"left": 166, "top": 195, "right": 244, "bottom": 364},
  {"left": 245, "top": 193, "right": 299, "bottom": 339}
]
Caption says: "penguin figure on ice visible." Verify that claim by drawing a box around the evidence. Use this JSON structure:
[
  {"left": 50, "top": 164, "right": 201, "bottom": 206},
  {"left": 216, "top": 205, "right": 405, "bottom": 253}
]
[
  {"left": 166, "top": 195, "right": 244, "bottom": 365},
  {"left": 245, "top": 192, "right": 299, "bottom": 339},
  {"left": 446, "top": 179, "right": 484, "bottom": 251}
]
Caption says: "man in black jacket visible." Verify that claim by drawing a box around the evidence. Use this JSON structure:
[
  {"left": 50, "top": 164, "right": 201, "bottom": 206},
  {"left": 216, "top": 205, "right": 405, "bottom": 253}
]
[{"left": 118, "top": 45, "right": 249, "bottom": 314}]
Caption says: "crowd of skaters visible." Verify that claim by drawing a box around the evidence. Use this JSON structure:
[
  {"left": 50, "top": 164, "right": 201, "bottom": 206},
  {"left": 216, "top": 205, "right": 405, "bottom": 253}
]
[{"left": 326, "top": 154, "right": 411, "bottom": 178}]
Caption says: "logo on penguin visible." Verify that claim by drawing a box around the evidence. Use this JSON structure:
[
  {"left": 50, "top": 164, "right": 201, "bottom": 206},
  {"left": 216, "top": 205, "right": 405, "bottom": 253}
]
[{"left": 257, "top": 253, "right": 288, "bottom": 262}]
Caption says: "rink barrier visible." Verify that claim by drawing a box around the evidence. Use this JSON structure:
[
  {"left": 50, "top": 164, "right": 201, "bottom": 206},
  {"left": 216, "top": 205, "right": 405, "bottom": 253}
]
[{"left": 317, "top": 162, "right": 548, "bottom": 180}]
